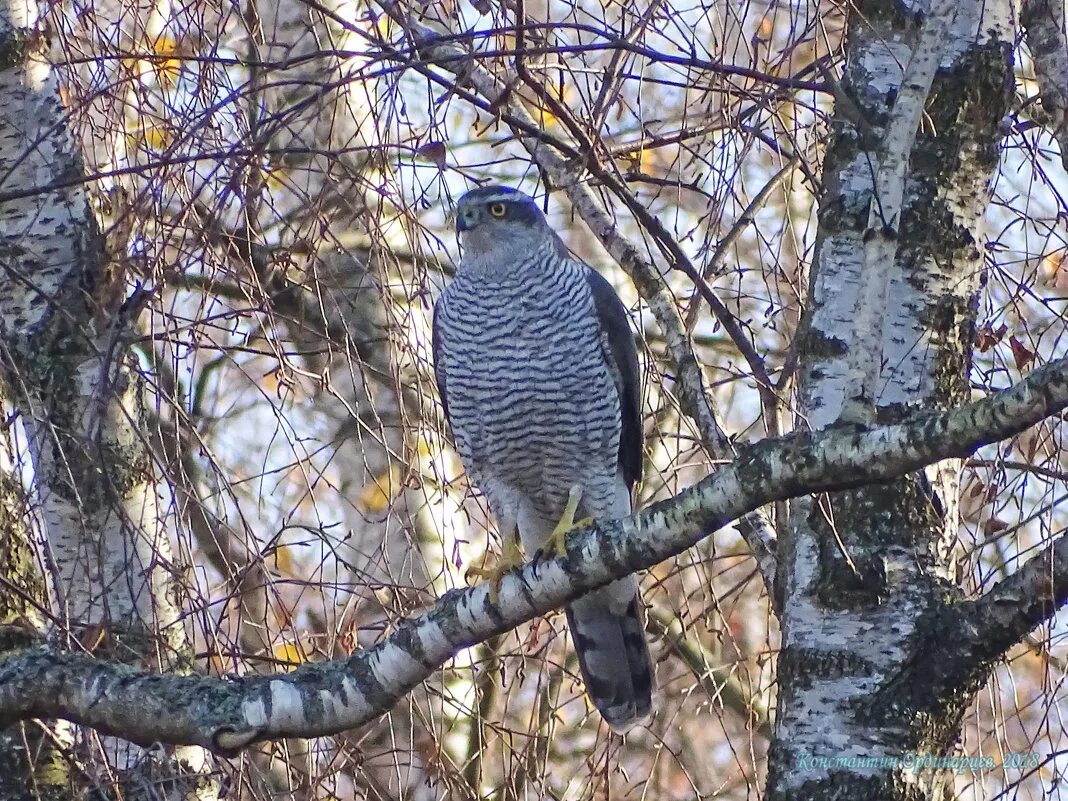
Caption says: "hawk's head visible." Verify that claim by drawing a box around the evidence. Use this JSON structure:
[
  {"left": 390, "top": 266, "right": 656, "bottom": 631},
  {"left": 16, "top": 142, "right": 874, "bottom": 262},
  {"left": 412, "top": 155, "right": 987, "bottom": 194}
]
[
  {"left": 455, "top": 186, "right": 565, "bottom": 268},
  {"left": 456, "top": 186, "right": 544, "bottom": 232}
]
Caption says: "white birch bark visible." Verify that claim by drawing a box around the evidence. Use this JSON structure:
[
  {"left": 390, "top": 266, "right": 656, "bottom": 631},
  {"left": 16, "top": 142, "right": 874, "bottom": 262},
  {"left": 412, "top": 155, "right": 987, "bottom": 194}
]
[
  {"left": 0, "top": 389, "right": 70, "bottom": 798},
  {"left": 840, "top": 0, "right": 957, "bottom": 420},
  {"left": 769, "top": 0, "right": 1015, "bottom": 798},
  {"left": 0, "top": 0, "right": 180, "bottom": 651}
]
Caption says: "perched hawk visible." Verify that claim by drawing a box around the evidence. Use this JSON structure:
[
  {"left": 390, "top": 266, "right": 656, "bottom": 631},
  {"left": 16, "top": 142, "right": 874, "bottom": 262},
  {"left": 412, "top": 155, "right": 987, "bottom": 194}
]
[{"left": 432, "top": 185, "right": 653, "bottom": 731}]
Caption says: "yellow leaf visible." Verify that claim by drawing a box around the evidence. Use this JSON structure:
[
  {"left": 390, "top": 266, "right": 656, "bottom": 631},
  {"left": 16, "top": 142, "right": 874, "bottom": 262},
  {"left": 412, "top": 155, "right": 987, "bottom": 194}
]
[
  {"left": 756, "top": 16, "right": 774, "bottom": 42},
  {"left": 142, "top": 125, "right": 172, "bottom": 150},
  {"left": 274, "top": 641, "right": 306, "bottom": 666},
  {"left": 621, "top": 146, "right": 657, "bottom": 175},
  {"left": 271, "top": 544, "right": 296, "bottom": 576},
  {"left": 532, "top": 100, "right": 558, "bottom": 129},
  {"left": 415, "top": 432, "right": 434, "bottom": 458},
  {"left": 149, "top": 34, "right": 179, "bottom": 56},
  {"left": 1041, "top": 250, "right": 1068, "bottom": 292},
  {"left": 260, "top": 368, "right": 280, "bottom": 393},
  {"left": 126, "top": 35, "right": 182, "bottom": 86},
  {"left": 523, "top": 83, "right": 573, "bottom": 130},
  {"left": 357, "top": 463, "right": 401, "bottom": 513},
  {"left": 154, "top": 57, "right": 182, "bottom": 86},
  {"left": 265, "top": 165, "right": 289, "bottom": 191}
]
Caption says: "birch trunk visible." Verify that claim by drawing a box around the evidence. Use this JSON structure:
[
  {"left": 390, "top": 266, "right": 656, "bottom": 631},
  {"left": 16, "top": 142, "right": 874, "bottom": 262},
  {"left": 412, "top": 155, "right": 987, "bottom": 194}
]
[
  {"left": 768, "top": 0, "right": 1014, "bottom": 798},
  {"left": 0, "top": 391, "right": 65, "bottom": 801},
  {"left": 1022, "top": 0, "right": 1068, "bottom": 171},
  {"left": 0, "top": 0, "right": 217, "bottom": 796}
]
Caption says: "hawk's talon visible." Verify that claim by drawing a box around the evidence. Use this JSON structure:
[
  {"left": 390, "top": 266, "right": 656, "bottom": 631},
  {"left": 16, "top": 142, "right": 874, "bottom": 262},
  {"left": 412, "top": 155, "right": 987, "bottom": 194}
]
[
  {"left": 465, "top": 533, "right": 524, "bottom": 603},
  {"left": 537, "top": 485, "right": 592, "bottom": 559}
]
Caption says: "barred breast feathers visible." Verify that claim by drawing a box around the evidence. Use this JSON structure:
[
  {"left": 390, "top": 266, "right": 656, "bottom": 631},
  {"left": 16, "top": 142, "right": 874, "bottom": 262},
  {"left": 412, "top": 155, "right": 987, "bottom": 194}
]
[{"left": 436, "top": 252, "right": 622, "bottom": 511}]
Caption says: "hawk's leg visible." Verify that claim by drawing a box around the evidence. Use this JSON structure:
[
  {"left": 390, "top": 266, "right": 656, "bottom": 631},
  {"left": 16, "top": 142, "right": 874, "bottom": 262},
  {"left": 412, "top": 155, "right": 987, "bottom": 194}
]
[
  {"left": 466, "top": 516, "right": 523, "bottom": 602},
  {"left": 542, "top": 485, "right": 594, "bottom": 558}
]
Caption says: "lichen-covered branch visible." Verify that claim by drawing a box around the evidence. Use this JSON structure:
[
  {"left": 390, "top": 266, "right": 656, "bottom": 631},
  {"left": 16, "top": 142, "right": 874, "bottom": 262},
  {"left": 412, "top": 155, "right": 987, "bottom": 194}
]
[
  {"left": 0, "top": 356, "right": 1065, "bottom": 753},
  {"left": 871, "top": 518, "right": 1068, "bottom": 732},
  {"left": 961, "top": 530, "right": 1068, "bottom": 664}
]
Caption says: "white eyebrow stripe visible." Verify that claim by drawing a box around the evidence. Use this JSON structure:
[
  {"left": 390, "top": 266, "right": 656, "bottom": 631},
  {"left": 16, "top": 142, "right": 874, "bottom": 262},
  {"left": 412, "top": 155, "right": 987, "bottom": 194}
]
[{"left": 461, "top": 190, "right": 523, "bottom": 206}]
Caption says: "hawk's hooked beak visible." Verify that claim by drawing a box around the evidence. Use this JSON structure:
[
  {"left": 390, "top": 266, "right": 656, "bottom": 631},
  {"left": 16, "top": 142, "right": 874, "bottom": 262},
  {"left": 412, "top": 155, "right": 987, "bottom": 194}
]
[{"left": 456, "top": 206, "right": 478, "bottom": 233}]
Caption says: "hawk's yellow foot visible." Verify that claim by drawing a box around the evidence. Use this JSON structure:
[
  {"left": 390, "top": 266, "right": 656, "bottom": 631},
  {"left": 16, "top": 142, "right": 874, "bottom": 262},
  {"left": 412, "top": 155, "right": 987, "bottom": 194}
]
[
  {"left": 542, "top": 485, "right": 593, "bottom": 558},
  {"left": 465, "top": 526, "right": 524, "bottom": 603}
]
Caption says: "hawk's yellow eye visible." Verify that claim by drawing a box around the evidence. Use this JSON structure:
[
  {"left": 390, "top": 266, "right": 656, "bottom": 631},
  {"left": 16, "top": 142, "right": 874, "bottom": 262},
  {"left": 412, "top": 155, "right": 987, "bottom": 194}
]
[{"left": 488, "top": 202, "right": 507, "bottom": 218}]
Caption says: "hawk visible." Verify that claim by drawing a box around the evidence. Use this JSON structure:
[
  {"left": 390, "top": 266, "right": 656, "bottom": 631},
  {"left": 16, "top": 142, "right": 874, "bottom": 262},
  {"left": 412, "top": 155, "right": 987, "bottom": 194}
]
[{"left": 432, "top": 185, "right": 654, "bottom": 732}]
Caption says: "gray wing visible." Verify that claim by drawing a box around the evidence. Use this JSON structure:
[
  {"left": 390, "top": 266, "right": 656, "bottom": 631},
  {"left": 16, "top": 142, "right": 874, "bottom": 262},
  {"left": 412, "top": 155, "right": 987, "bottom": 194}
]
[
  {"left": 431, "top": 296, "right": 451, "bottom": 428},
  {"left": 585, "top": 267, "right": 642, "bottom": 489}
]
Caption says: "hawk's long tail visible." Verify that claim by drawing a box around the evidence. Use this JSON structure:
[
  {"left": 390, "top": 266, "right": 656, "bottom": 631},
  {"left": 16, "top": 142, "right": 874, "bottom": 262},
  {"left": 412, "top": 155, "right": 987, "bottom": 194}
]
[{"left": 565, "top": 574, "right": 654, "bottom": 732}]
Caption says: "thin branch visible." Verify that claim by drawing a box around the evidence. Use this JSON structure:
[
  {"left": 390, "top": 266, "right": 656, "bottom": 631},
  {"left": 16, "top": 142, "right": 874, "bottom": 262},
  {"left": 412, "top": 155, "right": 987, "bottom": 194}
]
[
  {"left": 1, "top": 356, "right": 1066, "bottom": 753},
  {"left": 647, "top": 605, "right": 771, "bottom": 737},
  {"left": 462, "top": 635, "right": 500, "bottom": 797},
  {"left": 967, "top": 457, "right": 1068, "bottom": 483},
  {"left": 684, "top": 155, "right": 800, "bottom": 332}
]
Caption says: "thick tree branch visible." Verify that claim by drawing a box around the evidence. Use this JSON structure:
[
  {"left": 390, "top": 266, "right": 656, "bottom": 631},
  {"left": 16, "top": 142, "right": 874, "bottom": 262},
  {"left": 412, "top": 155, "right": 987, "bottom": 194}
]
[
  {"left": 0, "top": 357, "right": 1065, "bottom": 754},
  {"left": 959, "top": 529, "right": 1068, "bottom": 664},
  {"left": 874, "top": 501, "right": 1068, "bottom": 725},
  {"left": 1022, "top": 0, "right": 1068, "bottom": 172}
]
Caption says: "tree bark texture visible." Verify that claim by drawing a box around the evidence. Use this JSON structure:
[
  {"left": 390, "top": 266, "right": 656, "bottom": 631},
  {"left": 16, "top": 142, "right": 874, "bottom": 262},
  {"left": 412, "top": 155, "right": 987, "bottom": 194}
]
[
  {"left": 1022, "top": 0, "right": 1068, "bottom": 172},
  {"left": 0, "top": 390, "right": 67, "bottom": 801},
  {"left": 0, "top": 0, "right": 180, "bottom": 649},
  {"left": 767, "top": 0, "right": 1015, "bottom": 799}
]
